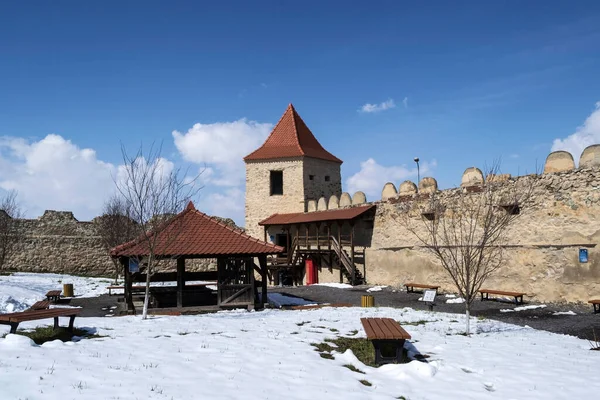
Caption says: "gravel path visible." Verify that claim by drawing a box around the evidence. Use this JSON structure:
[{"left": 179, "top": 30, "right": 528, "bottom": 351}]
[{"left": 270, "top": 285, "right": 600, "bottom": 342}]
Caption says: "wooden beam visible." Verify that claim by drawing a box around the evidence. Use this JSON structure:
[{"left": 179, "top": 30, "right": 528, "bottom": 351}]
[
  {"left": 305, "top": 224, "right": 309, "bottom": 248},
  {"left": 122, "top": 257, "right": 134, "bottom": 314},
  {"left": 177, "top": 258, "right": 185, "bottom": 308},
  {"left": 338, "top": 222, "right": 342, "bottom": 283},
  {"left": 327, "top": 224, "right": 332, "bottom": 268},
  {"left": 316, "top": 223, "right": 320, "bottom": 253},
  {"left": 259, "top": 255, "right": 268, "bottom": 309},
  {"left": 350, "top": 223, "right": 355, "bottom": 286}
]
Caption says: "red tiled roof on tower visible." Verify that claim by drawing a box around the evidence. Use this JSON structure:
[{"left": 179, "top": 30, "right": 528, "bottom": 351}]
[
  {"left": 110, "top": 201, "right": 284, "bottom": 258},
  {"left": 244, "top": 104, "right": 342, "bottom": 163}
]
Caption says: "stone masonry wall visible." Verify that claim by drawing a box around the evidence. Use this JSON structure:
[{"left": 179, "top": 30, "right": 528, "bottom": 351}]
[
  {"left": 302, "top": 158, "right": 342, "bottom": 203},
  {"left": 365, "top": 168, "right": 600, "bottom": 303},
  {"left": 245, "top": 158, "right": 306, "bottom": 239}
]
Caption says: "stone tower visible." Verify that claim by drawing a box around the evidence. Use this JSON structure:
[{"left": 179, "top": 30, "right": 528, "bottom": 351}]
[{"left": 244, "top": 104, "right": 342, "bottom": 239}]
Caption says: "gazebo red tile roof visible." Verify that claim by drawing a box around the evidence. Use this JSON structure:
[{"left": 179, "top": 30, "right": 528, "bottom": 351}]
[
  {"left": 111, "top": 202, "right": 284, "bottom": 258},
  {"left": 244, "top": 104, "right": 342, "bottom": 163},
  {"left": 258, "top": 205, "right": 375, "bottom": 226}
]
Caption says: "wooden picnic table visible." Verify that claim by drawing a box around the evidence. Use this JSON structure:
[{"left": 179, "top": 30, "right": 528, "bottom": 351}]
[
  {"left": 28, "top": 300, "right": 51, "bottom": 311},
  {"left": 45, "top": 290, "right": 62, "bottom": 302}
]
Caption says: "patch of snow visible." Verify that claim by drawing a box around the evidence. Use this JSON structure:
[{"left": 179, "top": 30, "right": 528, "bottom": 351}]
[
  {"left": 445, "top": 294, "right": 457, "bottom": 298},
  {"left": 0, "top": 272, "right": 114, "bottom": 313},
  {"left": 500, "top": 304, "right": 547, "bottom": 313},
  {"left": 446, "top": 297, "right": 465, "bottom": 304},
  {"left": 552, "top": 311, "right": 577, "bottom": 316},
  {"left": 266, "top": 293, "right": 316, "bottom": 308},
  {"left": 367, "top": 285, "right": 387, "bottom": 292},
  {"left": 313, "top": 283, "right": 353, "bottom": 289}
]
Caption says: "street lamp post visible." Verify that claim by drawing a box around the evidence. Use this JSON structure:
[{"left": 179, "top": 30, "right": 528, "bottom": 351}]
[{"left": 414, "top": 157, "right": 420, "bottom": 191}]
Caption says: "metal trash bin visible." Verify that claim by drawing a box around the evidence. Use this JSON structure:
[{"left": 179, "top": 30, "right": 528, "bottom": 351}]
[
  {"left": 361, "top": 294, "right": 374, "bottom": 307},
  {"left": 63, "top": 283, "right": 74, "bottom": 298}
]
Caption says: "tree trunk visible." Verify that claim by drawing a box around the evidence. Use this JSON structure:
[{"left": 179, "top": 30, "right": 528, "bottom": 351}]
[
  {"left": 465, "top": 303, "right": 471, "bottom": 336},
  {"left": 142, "top": 256, "right": 152, "bottom": 320}
]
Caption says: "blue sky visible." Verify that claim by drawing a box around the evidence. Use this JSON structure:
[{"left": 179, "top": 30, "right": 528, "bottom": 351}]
[{"left": 1, "top": 1, "right": 600, "bottom": 224}]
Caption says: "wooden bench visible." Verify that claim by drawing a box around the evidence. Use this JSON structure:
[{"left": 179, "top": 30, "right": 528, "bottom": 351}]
[
  {"left": 28, "top": 300, "right": 51, "bottom": 311},
  {"left": 361, "top": 317, "right": 411, "bottom": 365},
  {"left": 479, "top": 289, "right": 525, "bottom": 305},
  {"left": 404, "top": 283, "right": 439, "bottom": 293},
  {"left": 45, "top": 290, "right": 62, "bottom": 302},
  {"left": 589, "top": 299, "right": 600, "bottom": 314},
  {"left": 0, "top": 308, "right": 82, "bottom": 334}
]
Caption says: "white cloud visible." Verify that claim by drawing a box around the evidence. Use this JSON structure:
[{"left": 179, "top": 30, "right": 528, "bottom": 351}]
[
  {"left": 172, "top": 119, "right": 272, "bottom": 187},
  {"left": 197, "top": 187, "right": 245, "bottom": 225},
  {"left": 171, "top": 118, "right": 275, "bottom": 225},
  {"left": 551, "top": 101, "right": 600, "bottom": 161},
  {"left": 346, "top": 158, "right": 437, "bottom": 199},
  {"left": 0, "top": 134, "right": 116, "bottom": 220},
  {"left": 402, "top": 97, "right": 408, "bottom": 109},
  {"left": 359, "top": 99, "right": 396, "bottom": 113}
]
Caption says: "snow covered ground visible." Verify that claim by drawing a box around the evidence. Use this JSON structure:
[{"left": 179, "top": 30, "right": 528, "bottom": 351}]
[
  {"left": 0, "top": 273, "right": 113, "bottom": 313},
  {"left": 1, "top": 273, "right": 599, "bottom": 399},
  {"left": 0, "top": 307, "right": 598, "bottom": 399}
]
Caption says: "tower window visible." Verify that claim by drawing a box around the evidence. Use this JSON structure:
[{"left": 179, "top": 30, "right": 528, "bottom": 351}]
[
  {"left": 270, "top": 170, "right": 283, "bottom": 195},
  {"left": 309, "top": 175, "right": 315, "bottom": 181},
  {"left": 325, "top": 176, "right": 331, "bottom": 182}
]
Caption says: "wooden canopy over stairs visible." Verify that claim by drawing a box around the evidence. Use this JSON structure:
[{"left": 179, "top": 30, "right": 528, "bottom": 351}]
[{"left": 259, "top": 205, "right": 375, "bottom": 286}]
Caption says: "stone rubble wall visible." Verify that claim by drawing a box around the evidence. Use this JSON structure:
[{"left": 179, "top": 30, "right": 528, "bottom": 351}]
[{"left": 4, "top": 211, "right": 232, "bottom": 277}]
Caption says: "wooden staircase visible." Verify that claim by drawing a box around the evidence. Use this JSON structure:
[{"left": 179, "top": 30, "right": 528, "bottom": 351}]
[
  {"left": 330, "top": 236, "right": 364, "bottom": 285},
  {"left": 267, "top": 235, "right": 364, "bottom": 286}
]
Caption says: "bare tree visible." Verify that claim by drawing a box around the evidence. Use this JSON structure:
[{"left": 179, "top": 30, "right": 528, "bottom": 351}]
[
  {"left": 95, "top": 195, "right": 138, "bottom": 284},
  {"left": 397, "top": 165, "right": 537, "bottom": 334},
  {"left": 115, "top": 143, "right": 201, "bottom": 319},
  {"left": 0, "top": 191, "right": 25, "bottom": 272}
]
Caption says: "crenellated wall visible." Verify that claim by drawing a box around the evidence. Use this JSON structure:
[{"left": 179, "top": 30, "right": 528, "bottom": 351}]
[{"left": 304, "top": 145, "right": 600, "bottom": 303}]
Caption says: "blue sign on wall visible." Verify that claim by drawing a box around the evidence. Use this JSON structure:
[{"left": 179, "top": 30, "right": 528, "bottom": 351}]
[
  {"left": 129, "top": 258, "right": 139, "bottom": 273},
  {"left": 579, "top": 248, "right": 588, "bottom": 263}
]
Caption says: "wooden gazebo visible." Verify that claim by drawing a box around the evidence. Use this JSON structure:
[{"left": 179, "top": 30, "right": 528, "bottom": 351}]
[{"left": 110, "top": 202, "right": 284, "bottom": 313}]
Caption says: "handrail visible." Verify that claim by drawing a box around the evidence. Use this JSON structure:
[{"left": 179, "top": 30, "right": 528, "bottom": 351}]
[
  {"left": 287, "top": 236, "right": 298, "bottom": 265},
  {"left": 330, "top": 236, "right": 355, "bottom": 279}
]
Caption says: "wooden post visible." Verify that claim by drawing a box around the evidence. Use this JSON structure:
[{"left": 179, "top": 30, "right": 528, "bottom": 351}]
[
  {"left": 327, "top": 224, "right": 332, "bottom": 268},
  {"left": 263, "top": 226, "right": 268, "bottom": 243},
  {"left": 316, "top": 223, "right": 320, "bottom": 252},
  {"left": 122, "top": 257, "right": 134, "bottom": 313},
  {"left": 305, "top": 224, "right": 309, "bottom": 248},
  {"left": 259, "top": 255, "right": 268, "bottom": 309},
  {"left": 337, "top": 222, "right": 343, "bottom": 283},
  {"left": 350, "top": 223, "right": 356, "bottom": 286},
  {"left": 177, "top": 257, "right": 185, "bottom": 308}
]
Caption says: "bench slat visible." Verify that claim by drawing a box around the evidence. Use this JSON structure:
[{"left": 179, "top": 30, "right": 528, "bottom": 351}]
[
  {"left": 381, "top": 318, "right": 411, "bottom": 340},
  {"left": 588, "top": 299, "right": 600, "bottom": 304},
  {"left": 478, "top": 289, "right": 525, "bottom": 297},
  {"left": 405, "top": 283, "right": 439, "bottom": 289},
  {"left": 361, "top": 317, "right": 410, "bottom": 340},
  {"left": 0, "top": 308, "right": 82, "bottom": 323},
  {"left": 28, "top": 301, "right": 51, "bottom": 310}
]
